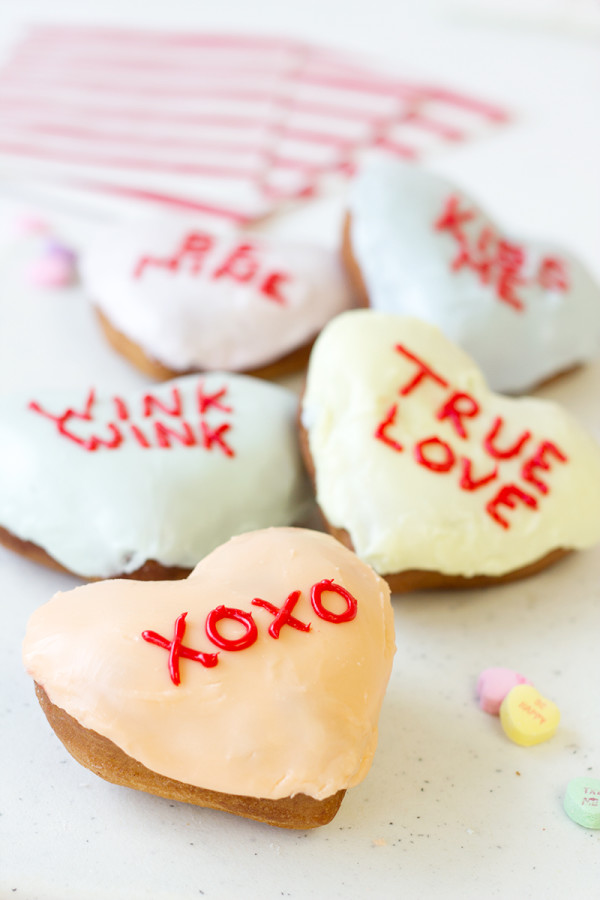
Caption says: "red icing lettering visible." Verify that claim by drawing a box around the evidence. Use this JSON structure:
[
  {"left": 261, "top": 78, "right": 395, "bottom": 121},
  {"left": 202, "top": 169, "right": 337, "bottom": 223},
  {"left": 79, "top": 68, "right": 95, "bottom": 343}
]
[
  {"left": 373, "top": 341, "right": 571, "bottom": 528},
  {"left": 130, "top": 424, "right": 151, "bottom": 448},
  {"left": 196, "top": 382, "right": 233, "bottom": 415},
  {"left": 213, "top": 242, "right": 258, "bottom": 283},
  {"left": 436, "top": 391, "right": 480, "bottom": 439},
  {"left": 260, "top": 271, "right": 289, "bottom": 305},
  {"left": 142, "top": 578, "right": 359, "bottom": 681},
  {"left": 373, "top": 340, "right": 573, "bottom": 528},
  {"left": 453, "top": 225, "right": 496, "bottom": 283},
  {"left": 205, "top": 605, "right": 258, "bottom": 651},
  {"left": 201, "top": 420, "right": 234, "bottom": 457},
  {"left": 28, "top": 379, "right": 235, "bottom": 456},
  {"left": 435, "top": 194, "right": 528, "bottom": 311},
  {"left": 79, "top": 424, "right": 122, "bottom": 451},
  {"left": 459, "top": 457, "right": 498, "bottom": 491},
  {"left": 484, "top": 417, "right": 531, "bottom": 460},
  {"left": 134, "top": 232, "right": 214, "bottom": 279},
  {"left": 142, "top": 611, "right": 219, "bottom": 686},
  {"left": 30, "top": 389, "right": 94, "bottom": 425},
  {"left": 310, "top": 579, "right": 358, "bottom": 624},
  {"left": 154, "top": 421, "right": 196, "bottom": 448},
  {"left": 251, "top": 591, "right": 311, "bottom": 639},
  {"left": 486, "top": 484, "right": 538, "bottom": 529},
  {"left": 143, "top": 387, "right": 182, "bottom": 418},
  {"left": 134, "top": 231, "right": 290, "bottom": 306},
  {"left": 521, "top": 440, "right": 567, "bottom": 494},
  {"left": 394, "top": 344, "right": 448, "bottom": 396},
  {"left": 414, "top": 436, "right": 455, "bottom": 472},
  {"left": 537, "top": 256, "right": 569, "bottom": 292},
  {"left": 29, "top": 390, "right": 123, "bottom": 451},
  {"left": 434, "top": 194, "right": 475, "bottom": 233},
  {"left": 495, "top": 240, "right": 526, "bottom": 310},
  {"left": 435, "top": 195, "right": 494, "bottom": 285},
  {"left": 374, "top": 404, "right": 404, "bottom": 453},
  {"left": 113, "top": 397, "right": 129, "bottom": 420}
]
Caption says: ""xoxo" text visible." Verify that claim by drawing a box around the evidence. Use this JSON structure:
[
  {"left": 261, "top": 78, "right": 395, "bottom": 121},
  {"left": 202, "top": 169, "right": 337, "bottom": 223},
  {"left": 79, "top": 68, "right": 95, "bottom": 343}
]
[{"left": 142, "top": 579, "right": 358, "bottom": 685}]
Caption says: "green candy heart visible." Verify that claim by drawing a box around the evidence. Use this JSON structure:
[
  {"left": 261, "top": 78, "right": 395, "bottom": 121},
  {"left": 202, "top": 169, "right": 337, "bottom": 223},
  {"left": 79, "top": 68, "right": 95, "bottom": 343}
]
[{"left": 564, "top": 777, "right": 600, "bottom": 830}]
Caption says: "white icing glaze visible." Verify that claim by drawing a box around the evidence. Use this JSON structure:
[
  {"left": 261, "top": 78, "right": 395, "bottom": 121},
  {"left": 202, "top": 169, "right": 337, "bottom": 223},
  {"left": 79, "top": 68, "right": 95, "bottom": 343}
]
[
  {"left": 349, "top": 159, "right": 600, "bottom": 393},
  {"left": 22, "top": 527, "right": 395, "bottom": 801},
  {"left": 0, "top": 374, "right": 311, "bottom": 578},
  {"left": 81, "top": 216, "right": 354, "bottom": 372},
  {"left": 302, "top": 310, "right": 600, "bottom": 578}
]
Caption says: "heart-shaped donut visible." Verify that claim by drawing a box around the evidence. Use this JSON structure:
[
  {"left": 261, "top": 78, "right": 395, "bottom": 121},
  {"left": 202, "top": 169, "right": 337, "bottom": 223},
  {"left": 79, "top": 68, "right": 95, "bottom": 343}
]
[
  {"left": 22, "top": 527, "right": 395, "bottom": 829},
  {"left": 300, "top": 310, "right": 600, "bottom": 590},
  {"left": 81, "top": 218, "right": 355, "bottom": 379},
  {"left": 0, "top": 373, "right": 310, "bottom": 579},
  {"left": 344, "top": 159, "right": 600, "bottom": 393}
]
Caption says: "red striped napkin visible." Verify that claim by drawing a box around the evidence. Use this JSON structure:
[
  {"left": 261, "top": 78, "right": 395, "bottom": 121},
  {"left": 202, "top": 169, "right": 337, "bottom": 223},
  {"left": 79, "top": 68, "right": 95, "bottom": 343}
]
[{"left": 0, "top": 26, "right": 507, "bottom": 223}]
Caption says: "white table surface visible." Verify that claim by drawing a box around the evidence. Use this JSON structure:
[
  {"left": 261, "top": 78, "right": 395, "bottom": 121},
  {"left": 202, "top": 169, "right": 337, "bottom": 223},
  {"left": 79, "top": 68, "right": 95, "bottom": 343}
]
[{"left": 1, "top": 2, "right": 599, "bottom": 898}]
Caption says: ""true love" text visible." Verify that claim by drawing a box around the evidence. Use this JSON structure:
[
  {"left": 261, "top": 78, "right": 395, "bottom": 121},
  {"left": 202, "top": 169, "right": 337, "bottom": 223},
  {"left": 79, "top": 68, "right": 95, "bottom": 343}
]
[{"left": 374, "top": 343, "right": 568, "bottom": 529}]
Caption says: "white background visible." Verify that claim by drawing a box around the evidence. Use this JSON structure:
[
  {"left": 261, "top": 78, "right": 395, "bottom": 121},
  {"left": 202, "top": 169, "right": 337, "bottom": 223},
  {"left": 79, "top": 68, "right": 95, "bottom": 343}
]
[{"left": 1, "top": 1, "right": 599, "bottom": 898}]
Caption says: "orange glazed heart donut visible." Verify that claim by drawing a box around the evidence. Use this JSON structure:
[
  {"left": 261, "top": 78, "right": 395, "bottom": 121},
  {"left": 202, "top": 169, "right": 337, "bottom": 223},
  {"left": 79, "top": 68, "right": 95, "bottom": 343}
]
[{"left": 23, "top": 528, "right": 395, "bottom": 829}]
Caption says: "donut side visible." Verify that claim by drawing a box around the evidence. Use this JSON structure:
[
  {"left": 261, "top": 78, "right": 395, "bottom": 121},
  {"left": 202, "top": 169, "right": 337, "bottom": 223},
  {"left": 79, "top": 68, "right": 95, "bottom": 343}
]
[
  {"left": 0, "top": 526, "right": 190, "bottom": 581},
  {"left": 34, "top": 683, "right": 345, "bottom": 829},
  {"left": 341, "top": 213, "right": 370, "bottom": 308},
  {"left": 96, "top": 307, "right": 314, "bottom": 381}
]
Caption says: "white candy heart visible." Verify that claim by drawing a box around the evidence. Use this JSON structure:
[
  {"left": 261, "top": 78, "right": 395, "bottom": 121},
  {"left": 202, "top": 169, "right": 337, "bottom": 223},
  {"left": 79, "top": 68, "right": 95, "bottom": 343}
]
[
  {"left": 0, "top": 374, "right": 310, "bottom": 578},
  {"left": 301, "top": 310, "right": 600, "bottom": 582},
  {"left": 348, "top": 159, "right": 600, "bottom": 393}
]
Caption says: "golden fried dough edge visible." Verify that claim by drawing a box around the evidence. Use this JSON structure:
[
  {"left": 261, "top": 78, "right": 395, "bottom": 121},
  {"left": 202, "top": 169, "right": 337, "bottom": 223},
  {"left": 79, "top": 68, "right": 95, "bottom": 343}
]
[
  {"left": 34, "top": 684, "right": 345, "bottom": 829},
  {"left": 0, "top": 526, "right": 190, "bottom": 581},
  {"left": 96, "top": 307, "right": 315, "bottom": 381}
]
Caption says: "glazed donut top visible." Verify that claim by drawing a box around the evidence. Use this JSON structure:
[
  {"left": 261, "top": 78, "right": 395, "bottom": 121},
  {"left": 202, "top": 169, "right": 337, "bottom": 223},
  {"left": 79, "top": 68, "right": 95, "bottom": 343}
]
[
  {"left": 23, "top": 528, "right": 395, "bottom": 801},
  {"left": 0, "top": 373, "right": 310, "bottom": 578},
  {"left": 301, "top": 310, "right": 600, "bottom": 578},
  {"left": 348, "top": 159, "right": 600, "bottom": 394},
  {"left": 81, "top": 217, "right": 354, "bottom": 373}
]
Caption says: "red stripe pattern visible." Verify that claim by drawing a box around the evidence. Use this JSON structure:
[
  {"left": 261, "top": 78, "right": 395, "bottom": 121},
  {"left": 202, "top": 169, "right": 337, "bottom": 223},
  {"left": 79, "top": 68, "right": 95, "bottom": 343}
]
[{"left": 0, "top": 26, "right": 507, "bottom": 222}]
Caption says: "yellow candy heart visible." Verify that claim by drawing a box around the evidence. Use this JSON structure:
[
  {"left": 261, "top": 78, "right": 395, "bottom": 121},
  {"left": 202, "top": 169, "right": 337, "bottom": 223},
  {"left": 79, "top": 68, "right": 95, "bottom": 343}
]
[{"left": 500, "top": 684, "right": 560, "bottom": 747}]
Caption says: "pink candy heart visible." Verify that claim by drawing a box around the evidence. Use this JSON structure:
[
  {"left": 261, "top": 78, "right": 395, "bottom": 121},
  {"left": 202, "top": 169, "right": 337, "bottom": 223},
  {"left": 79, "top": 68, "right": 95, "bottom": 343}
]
[
  {"left": 477, "top": 667, "right": 531, "bottom": 716},
  {"left": 28, "top": 245, "right": 77, "bottom": 288}
]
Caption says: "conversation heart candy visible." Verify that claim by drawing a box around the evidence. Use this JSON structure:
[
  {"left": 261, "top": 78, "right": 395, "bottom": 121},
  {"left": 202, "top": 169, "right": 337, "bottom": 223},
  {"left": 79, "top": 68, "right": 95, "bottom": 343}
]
[
  {"left": 477, "top": 667, "right": 531, "bottom": 715},
  {"left": 564, "top": 777, "right": 600, "bottom": 829},
  {"left": 28, "top": 251, "right": 76, "bottom": 288},
  {"left": 500, "top": 684, "right": 560, "bottom": 746}
]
